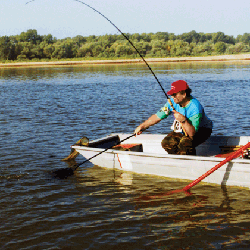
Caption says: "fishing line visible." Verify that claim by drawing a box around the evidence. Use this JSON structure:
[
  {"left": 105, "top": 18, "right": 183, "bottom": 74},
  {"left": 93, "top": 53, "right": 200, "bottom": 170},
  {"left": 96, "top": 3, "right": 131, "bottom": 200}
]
[
  {"left": 25, "top": 0, "right": 170, "bottom": 99},
  {"left": 25, "top": 0, "right": 35, "bottom": 4}
]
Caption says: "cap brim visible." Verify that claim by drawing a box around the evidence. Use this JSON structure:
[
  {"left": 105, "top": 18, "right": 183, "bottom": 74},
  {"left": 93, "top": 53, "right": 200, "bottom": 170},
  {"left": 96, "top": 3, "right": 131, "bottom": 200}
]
[{"left": 167, "top": 90, "right": 176, "bottom": 95}]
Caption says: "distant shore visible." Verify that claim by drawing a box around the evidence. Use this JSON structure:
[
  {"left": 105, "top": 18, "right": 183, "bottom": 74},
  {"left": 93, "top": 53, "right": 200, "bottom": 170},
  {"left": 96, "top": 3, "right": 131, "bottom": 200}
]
[{"left": 1, "top": 54, "right": 250, "bottom": 68}]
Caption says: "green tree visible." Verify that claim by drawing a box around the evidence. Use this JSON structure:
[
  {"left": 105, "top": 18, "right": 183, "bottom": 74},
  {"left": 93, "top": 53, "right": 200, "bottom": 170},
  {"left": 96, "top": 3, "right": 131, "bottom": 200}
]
[
  {"left": 42, "top": 34, "right": 56, "bottom": 44},
  {"left": 180, "top": 30, "right": 200, "bottom": 43},
  {"left": 43, "top": 43, "right": 55, "bottom": 59},
  {"left": 77, "top": 42, "right": 95, "bottom": 57},
  {"left": 97, "top": 34, "right": 115, "bottom": 49},
  {"left": 18, "top": 42, "right": 35, "bottom": 59},
  {"left": 131, "top": 33, "right": 141, "bottom": 42},
  {"left": 152, "top": 32, "right": 170, "bottom": 42},
  {"left": 214, "top": 42, "right": 227, "bottom": 54},
  {"left": 1, "top": 29, "right": 250, "bottom": 61},
  {"left": 212, "top": 32, "right": 235, "bottom": 44},
  {"left": 200, "top": 41, "right": 213, "bottom": 55},
  {"left": 19, "top": 29, "right": 42, "bottom": 44},
  {"left": 204, "top": 33, "right": 213, "bottom": 41},
  {"left": 140, "top": 33, "right": 151, "bottom": 42},
  {"left": 115, "top": 44, "right": 134, "bottom": 57},
  {"left": 92, "top": 44, "right": 103, "bottom": 57},
  {"left": 233, "top": 43, "right": 249, "bottom": 53},
  {"left": 198, "top": 33, "right": 207, "bottom": 43},
  {"left": 0, "top": 36, "right": 15, "bottom": 60},
  {"left": 241, "top": 33, "right": 250, "bottom": 44},
  {"left": 53, "top": 39, "right": 76, "bottom": 58},
  {"left": 212, "top": 32, "right": 225, "bottom": 43},
  {"left": 73, "top": 35, "right": 86, "bottom": 47},
  {"left": 86, "top": 35, "right": 97, "bottom": 43}
]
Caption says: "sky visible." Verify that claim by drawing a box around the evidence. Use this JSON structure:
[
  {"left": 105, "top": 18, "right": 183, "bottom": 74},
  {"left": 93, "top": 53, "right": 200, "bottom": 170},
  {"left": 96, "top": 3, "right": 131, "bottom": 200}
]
[{"left": 1, "top": 0, "right": 250, "bottom": 39}]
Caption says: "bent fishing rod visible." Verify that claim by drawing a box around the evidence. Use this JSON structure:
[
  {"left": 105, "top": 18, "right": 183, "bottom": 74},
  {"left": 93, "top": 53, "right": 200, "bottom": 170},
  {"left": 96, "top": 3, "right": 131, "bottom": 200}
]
[{"left": 27, "top": 0, "right": 174, "bottom": 177}]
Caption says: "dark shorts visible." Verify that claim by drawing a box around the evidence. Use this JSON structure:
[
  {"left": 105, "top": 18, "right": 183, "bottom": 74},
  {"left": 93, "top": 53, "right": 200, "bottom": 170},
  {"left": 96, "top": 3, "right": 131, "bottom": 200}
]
[{"left": 161, "top": 128, "right": 212, "bottom": 155}]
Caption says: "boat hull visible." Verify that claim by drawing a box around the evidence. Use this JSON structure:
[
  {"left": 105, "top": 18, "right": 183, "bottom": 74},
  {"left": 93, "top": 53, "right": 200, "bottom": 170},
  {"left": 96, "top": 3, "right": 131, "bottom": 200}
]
[{"left": 72, "top": 134, "right": 250, "bottom": 188}]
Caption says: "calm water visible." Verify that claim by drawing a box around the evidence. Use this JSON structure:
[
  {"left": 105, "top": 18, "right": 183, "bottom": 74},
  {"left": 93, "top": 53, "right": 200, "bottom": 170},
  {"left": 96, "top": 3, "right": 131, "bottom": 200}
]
[{"left": 1, "top": 62, "right": 250, "bottom": 249}]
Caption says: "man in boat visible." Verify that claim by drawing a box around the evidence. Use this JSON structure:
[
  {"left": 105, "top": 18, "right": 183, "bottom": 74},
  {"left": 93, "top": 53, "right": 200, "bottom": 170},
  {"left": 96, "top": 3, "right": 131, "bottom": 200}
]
[{"left": 134, "top": 80, "right": 213, "bottom": 155}]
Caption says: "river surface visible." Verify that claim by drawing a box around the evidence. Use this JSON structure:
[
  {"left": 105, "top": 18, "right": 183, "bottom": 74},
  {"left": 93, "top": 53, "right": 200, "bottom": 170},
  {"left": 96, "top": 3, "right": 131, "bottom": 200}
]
[{"left": 1, "top": 61, "right": 250, "bottom": 249}]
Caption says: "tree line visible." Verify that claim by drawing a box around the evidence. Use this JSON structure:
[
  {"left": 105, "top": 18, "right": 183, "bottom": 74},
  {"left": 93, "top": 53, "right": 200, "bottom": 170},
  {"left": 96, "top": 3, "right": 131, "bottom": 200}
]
[{"left": 1, "top": 29, "right": 250, "bottom": 61}]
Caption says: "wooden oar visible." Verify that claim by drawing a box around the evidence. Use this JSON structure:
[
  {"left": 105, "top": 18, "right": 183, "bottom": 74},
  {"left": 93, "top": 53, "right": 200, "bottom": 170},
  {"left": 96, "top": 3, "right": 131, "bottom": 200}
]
[
  {"left": 52, "top": 133, "right": 136, "bottom": 179},
  {"left": 140, "top": 141, "right": 250, "bottom": 200},
  {"left": 61, "top": 137, "right": 89, "bottom": 161}
]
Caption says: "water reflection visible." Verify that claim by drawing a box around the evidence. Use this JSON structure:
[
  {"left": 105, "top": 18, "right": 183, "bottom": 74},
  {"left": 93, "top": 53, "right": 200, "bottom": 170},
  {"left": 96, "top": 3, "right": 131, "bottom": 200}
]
[
  {"left": 74, "top": 165, "right": 250, "bottom": 249},
  {"left": 1, "top": 61, "right": 250, "bottom": 81}
]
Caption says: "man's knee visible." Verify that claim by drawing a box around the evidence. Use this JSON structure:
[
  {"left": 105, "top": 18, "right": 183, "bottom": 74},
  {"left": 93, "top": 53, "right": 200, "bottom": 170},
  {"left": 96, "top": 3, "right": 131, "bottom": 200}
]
[
  {"left": 161, "top": 133, "right": 196, "bottom": 155},
  {"left": 178, "top": 136, "right": 196, "bottom": 155},
  {"left": 161, "top": 132, "right": 183, "bottom": 154}
]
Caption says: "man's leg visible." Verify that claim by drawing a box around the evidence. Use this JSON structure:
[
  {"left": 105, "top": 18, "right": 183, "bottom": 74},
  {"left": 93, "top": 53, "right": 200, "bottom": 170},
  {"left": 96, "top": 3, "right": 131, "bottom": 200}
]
[
  {"left": 178, "top": 136, "right": 196, "bottom": 155},
  {"left": 161, "top": 132, "right": 183, "bottom": 154}
]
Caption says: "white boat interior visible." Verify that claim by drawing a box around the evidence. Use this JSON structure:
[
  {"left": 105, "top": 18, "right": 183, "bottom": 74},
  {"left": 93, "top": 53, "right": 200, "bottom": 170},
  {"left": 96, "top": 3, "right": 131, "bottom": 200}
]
[{"left": 85, "top": 133, "right": 250, "bottom": 157}]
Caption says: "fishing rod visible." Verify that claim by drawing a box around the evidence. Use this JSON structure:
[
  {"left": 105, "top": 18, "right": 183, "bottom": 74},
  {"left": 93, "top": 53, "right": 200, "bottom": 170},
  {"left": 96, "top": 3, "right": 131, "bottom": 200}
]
[
  {"left": 26, "top": 0, "right": 170, "bottom": 100},
  {"left": 70, "top": 1, "right": 182, "bottom": 130},
  {"left": 26, "top": 0, "right": 173, "bottom": 178}
]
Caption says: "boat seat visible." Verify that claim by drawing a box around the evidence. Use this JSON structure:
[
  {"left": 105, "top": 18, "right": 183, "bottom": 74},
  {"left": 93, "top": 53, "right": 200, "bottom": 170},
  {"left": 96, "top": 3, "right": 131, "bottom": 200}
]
[
  {"left": 112, "top": 143, "right": 143, "bottom": 152},
  {"left": 89, "top": 135, "right": 120, "bottom": 149}
]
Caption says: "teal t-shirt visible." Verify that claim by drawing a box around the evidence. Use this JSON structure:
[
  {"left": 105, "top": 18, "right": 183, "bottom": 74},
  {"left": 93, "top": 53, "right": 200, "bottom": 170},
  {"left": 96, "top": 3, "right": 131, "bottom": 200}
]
[{"left": 156, "top": 96, "right": 213, "bottom": 131}]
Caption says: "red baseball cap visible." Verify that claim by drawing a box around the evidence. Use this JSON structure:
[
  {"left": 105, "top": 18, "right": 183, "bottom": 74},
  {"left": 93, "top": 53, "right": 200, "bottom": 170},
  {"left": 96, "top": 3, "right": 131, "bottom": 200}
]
[{"left": 167, "top": 80, "right": 189, "bottom": 95}]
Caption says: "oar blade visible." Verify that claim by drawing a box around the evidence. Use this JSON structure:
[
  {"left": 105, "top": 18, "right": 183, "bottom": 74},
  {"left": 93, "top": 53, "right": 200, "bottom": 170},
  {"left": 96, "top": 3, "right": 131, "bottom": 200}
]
[
  {"left": 62, "top": 137, "right": 89, "bottom": 161},
  {"left": 51, "top": 167, "right": 75, "bottom": 179}
]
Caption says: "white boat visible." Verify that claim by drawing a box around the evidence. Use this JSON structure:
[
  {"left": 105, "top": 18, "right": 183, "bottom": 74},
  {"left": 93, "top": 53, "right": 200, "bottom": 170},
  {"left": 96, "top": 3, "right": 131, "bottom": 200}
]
[{"left": 71, "top": 133, "right": 250, "bottom": 188}]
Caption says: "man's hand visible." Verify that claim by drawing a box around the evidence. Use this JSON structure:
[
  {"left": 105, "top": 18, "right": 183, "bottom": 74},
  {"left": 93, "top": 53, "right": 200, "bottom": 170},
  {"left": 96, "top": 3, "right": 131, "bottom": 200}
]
[
  {"left": 134, "top": 125, "right": 146, "bottom": 135},
  {"left": 134, "top": 114, "right": 161, "bottom": 136},
  {"left": 172, "top": 110, "right": 186, "bottom": 123}
]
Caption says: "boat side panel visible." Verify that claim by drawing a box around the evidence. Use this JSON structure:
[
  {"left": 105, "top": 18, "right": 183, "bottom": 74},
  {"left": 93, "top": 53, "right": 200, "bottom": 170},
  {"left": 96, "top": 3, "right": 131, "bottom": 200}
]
[
  {"left": 72, "top": 134, "right": 250, "bottom": 188},
  {"left": 116, "top": 154, "right": 250, "bottom": 188}
]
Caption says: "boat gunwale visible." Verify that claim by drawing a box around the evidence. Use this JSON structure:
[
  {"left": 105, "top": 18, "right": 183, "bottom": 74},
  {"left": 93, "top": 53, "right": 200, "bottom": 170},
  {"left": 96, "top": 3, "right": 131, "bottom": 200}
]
[{"left": 71, "top": 145, "right": 250, "bottom": 164}]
